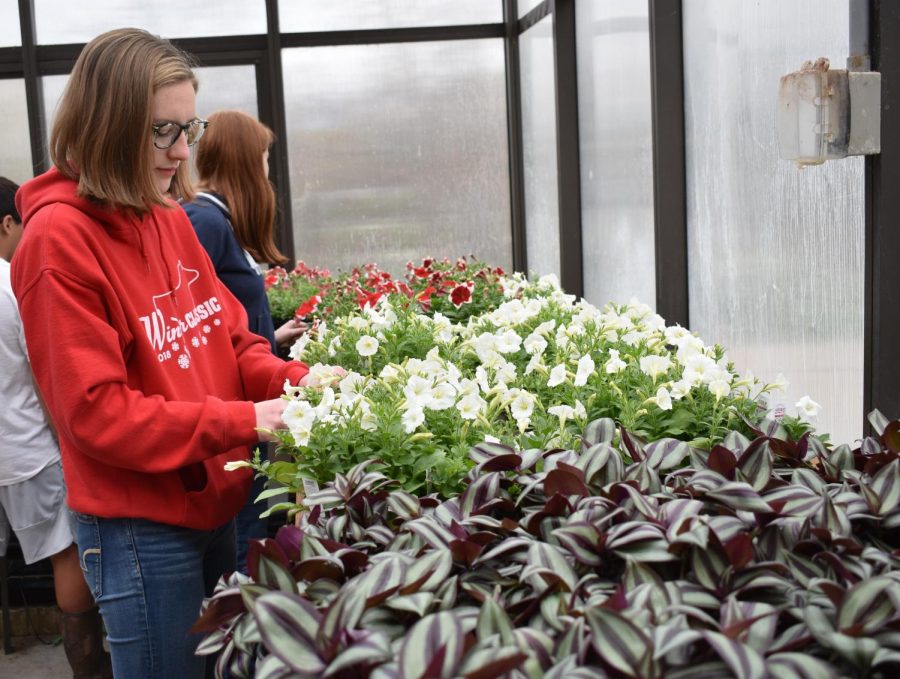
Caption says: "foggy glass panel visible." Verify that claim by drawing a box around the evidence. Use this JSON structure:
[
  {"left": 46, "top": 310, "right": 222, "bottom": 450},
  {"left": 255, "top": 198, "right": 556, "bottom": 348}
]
[
  {"left": 0, "top": 80, "right": 32, "bottom": 182},
  {"left": 576, "top": 0, "right": 654, "bottom": 309},
  {"left": 279, "top": 0, "right": 501, "bottom": 31},
  {"left": 41, "top": 74, "right": 67, "bottom": 160},
  {"left": 34, "top": 0, "right": 265, "bottom": 43},
  {"left": 282, "top": 39, "right": 511, "bottom": 276},
  {"left": 683, "top": 0, "right": 863, "bottom": 445},
  {"left": 1, "top": 0, "right": 20, "bottom": 46},
  {"left": 519, "top": 0, "right": 545, "bottom": 18},
  {"left": 195, "top": 65, "right": 258, "bottom": 119},
  {"left": 520, "top": 16, "right": 559, "bottom": 281}
]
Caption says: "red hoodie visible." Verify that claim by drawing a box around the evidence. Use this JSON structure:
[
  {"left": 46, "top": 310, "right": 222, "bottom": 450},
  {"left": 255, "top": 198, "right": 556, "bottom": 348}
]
[{"left": 11, "top": 168, "right": 308, "bottom": 529}]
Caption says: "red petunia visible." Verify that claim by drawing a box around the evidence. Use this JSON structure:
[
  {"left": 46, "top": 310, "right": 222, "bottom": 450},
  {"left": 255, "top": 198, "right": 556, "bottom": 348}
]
[
  {"left": 450, "top": 282, "right": 474, "bottom": 308},
  {"left": 295, "top": 294, "right": 321, "bottom": 318}
]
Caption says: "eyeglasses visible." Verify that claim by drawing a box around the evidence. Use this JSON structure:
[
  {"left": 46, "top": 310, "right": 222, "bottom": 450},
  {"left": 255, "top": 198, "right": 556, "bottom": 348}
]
[{"left": 151, "top": 118, "right": 208, "bottom": 150}]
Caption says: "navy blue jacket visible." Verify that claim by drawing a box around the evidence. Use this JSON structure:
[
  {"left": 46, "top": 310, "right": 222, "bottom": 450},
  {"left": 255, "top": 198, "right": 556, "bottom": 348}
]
[{"left": 183, "top": 193, "right": 277, "bottom": 353}]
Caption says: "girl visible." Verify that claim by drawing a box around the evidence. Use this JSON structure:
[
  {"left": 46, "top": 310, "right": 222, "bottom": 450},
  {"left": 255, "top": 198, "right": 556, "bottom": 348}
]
[{"left": 10, "top": 28, "right": 308, "bottom": 678}]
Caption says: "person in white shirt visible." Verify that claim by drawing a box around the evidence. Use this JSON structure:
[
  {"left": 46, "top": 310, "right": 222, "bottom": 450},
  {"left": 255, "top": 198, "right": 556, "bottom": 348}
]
[{"left": 0, "top": 176, "right": 110, "bottom": 678}]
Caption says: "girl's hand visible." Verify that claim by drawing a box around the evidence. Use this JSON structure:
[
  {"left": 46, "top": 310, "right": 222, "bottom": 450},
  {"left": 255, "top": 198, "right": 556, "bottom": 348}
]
[
  {"left": 253, "top": 397, "right": 288, "bottom": 441},
  {"left": 275, "top": 317, "right": 309, "bottom": 349}
]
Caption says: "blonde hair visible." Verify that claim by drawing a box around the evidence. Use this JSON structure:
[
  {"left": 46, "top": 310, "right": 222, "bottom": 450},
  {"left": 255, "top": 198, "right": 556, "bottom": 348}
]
[
  {"left": 50, "top": 28, "right": 198, "bottom": 213},
  {"left": 194, "top": 110, "right": 287, "bottom": 264}
]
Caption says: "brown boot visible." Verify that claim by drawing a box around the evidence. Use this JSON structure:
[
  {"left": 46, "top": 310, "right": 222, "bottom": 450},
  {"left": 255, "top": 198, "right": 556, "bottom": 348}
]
[{"left": 60, "top": 607, "right": 113, "bottom": 679}]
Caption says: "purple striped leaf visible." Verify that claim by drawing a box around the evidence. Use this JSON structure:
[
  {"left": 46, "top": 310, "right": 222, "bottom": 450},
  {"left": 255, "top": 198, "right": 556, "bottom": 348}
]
[
  {"left": 385, "top": 592, "right": 435, "bottom": 618},
  {"left": 700, "top": 631, "right": 765, "bottom": 679},
  {"left": 406, "top": 517, "right": 457, "bottom": 549},
  {"left": 644, "top": 438, "right": 691, "bottom": 470},
  {"left": 469, "top": 441, "right": 517, "bottom": 466},
  {"left": 323, "top": 630, "right": 392, "bottom": 677},
  {"left": 737, "top": 439, "right": 774, "bottom": 492},
  {"left": 690, "top": 538, "right": 729, "bottom": 591},
  {"left": 255, "top": 553, "right": 298, "bottom": 593},
  {"left": 870, "top": 459, "right": 900, "bottom": 516},
  {"left": 317, "top": 588, "right": 366, "bottom": 656},
  {"left": 476, "top": 597, "right": 515, "bottom": 644},
  {"left": 354, "top": 555, "right": 406, "bottom": 606},
  {"left": 459, "top": 472, "right": 501, "bottom": 518},
  {"left": 554, "top": 522, "right": 605, "bottom": 567},
  {"left": 401, "top": 548, "right": 453, "bottom": 594},
  {"left": 705, "top": 482, "right": 772, "bottom": 514},
  {"left": 652, "top": 622, "right": 702, "bottom": 660},
  {"left": 293, "top": 555, "right": 344, "bottom": 583},
  {"left": 767, "top": 652, "right": 838, "bottom": 679},
  {"left": 545, "top": 464, "right": 590, "bottom": 497},
  {"left": 254, "top": 591, "right": 326, "bottom": 674},
  {"left": 723, "top": 430, "right": 752, "bottom": 456},
  {"left": 399, "top": 611, "right": 465, "bottom": 679},
  {"left": 883, "top": 420, "right": 900, "bottom": 453},
  {"left": 621, "top": 428, "right": 646, "bottom": 463},
  {"left": 512, "top": 627, "right": 555, "bottom": 668},
  {"left": 582, "top": 418, "right": 617, "bottom": 447},
  {"left": 524, "top": 542, "right": 578, "bottom": 591},
  {"left": 868, "top": 409, "right": 890, "bottom": 436},
  {"left": 459, "top": 647, "right": 528, "bottom": 679},
  {"left": 474, "top": 536, "right": 532, "bottom": 565},
  {"left": 387, "top": 490, "right": 421, "bottom": 521},
  {"left": 707, "top": 445, "right": 738, "bottom": 479},
  {"left": 837, "top": 575, "right": 897, "bottom": 634},
  {"left": 586, "top": 607, "right": 658, "bottom": 678}
]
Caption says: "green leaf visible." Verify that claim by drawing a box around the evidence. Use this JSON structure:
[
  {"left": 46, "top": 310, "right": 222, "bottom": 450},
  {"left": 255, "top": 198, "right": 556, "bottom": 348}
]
[{"left": 586, "top": 607, "right": 657, "bottom": 679}]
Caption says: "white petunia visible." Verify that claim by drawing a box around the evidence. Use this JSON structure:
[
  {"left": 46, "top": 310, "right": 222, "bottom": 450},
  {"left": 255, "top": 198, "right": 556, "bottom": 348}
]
[
  {"left": 669, "top": 379, "right": 692, "bottom": 400},
  {"left": 708, "top": 379, "right": 731, "bottom": 401},
  {"left": 496, "top": 329, "right": 523, "bottom": 354},
  {"left": 524, "top": 352, "right": 544, "bottom": 375},
  {"left": 547, "top": 364, "right": 568, "bottom": 387},
  {"left": 795, "top": 395, "right": 822, "bottom": 420},
  {"left": 282, "top": 399, "right": 317, "bottom": 431},
  {"left": 523, "top": 332, "right": 548, "bottom": 355},
  {"left": 654, "top": 386, "right": 673, "bottom": 411},
  {"left": 573, "top": 399, "right": 587, "bottom": 420},
  {"left": 639, "top": 355, "right": 673, "bottom": 381},
  {"left": 403, "top": 375, "right": 434, "bottom": 408},
  {"left": 574, "top": 354, "right": 595, "bottom": 387},
  {"left": 223, "top": 459, "right": 253, "bottom": 471},
  {"left": 379, "top": 364, "right": 400, "bottom": 382},
  {"left": 347, "top": 316, "right": 369, "bottom": 330},
  {"left": 429, "top": 382, "right": 457, "bottom": 410},
  {"left": 401, "top": 406, "right": 425, "bottom": 433},
  {"left": 288, "top": 333, "right": 311, "bottom": 360},
  {"left": 457, "top": 393, "right": 486, "bottom": 420},
  {"left": 605, "top": 349, "right": 626, "bottom": 374},
  {"left": 356, "top": 335, "right": 379, "bottom": 357},
  {"left": 548, "top": 404, "right": 575, "bottom": 422}
]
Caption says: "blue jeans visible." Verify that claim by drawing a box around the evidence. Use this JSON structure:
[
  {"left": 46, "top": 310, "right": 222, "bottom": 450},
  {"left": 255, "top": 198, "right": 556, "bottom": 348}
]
[{"left": 75, "top": 514, "right": 235, "bottom": 679}]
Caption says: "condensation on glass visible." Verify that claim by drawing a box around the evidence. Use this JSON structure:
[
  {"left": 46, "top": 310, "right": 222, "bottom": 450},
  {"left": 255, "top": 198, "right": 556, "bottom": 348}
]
[
  {"left": 0, "top": 80, "right": 32, "bottom": 182},
  {"left": 683, "top": 0, "right": 864, "bottom": 445},
  {"left": 520, "top": 16, "right": 560, "bottom": 281},
  {"left": 281, "top": 39, "right": 511, "bottom": 277},
  {"left": 0, "top": 0, "right": 21, "bottom": 47},
  {"left": 278, "top": 0, "right": 501, "bottom": 32},
  {"left": 34, "top": 0, "right": 265, "bottom": 43},
  {"left": 576, "top": 0, "right": 655, "bottom": 310}
]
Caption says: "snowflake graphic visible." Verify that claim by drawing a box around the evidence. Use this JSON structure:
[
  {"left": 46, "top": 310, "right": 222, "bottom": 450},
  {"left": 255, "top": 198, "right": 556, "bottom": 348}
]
[
  {"left": 191, "top": 337, "right": 200, "bottom": 348},
  {"left": 177, "top": 354, "right": 190, "bottom": 369},
  {"left": 201, "top": 336, "right": 208, "bottom": 345},
  {"left": 214, "top": 319, "right": 222, "bottom": 326},
  {"left": 171, "top": 341, "right": 180, "bottom": 351},
  {"left": 203, "top": 324, "right": 211, "bottom": 334}
]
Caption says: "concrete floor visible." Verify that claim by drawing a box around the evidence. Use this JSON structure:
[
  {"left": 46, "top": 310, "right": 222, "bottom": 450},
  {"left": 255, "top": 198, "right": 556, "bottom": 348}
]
[{"left": 1, "top": 635, "right": 71, "bottom": 677}]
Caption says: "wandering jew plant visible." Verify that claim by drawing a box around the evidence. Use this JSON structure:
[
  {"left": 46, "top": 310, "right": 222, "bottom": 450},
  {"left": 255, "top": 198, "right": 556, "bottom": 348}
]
[{"left": 198, "top": 412, "right": 900, "bottom": 678}]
